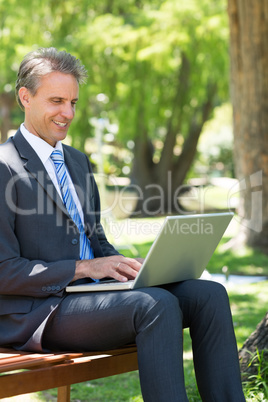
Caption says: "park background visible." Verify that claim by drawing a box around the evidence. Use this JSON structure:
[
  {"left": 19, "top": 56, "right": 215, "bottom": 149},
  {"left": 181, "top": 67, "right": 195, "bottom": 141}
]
[{"left": 0, "top": 0, "right": 268, "bottom": 400}]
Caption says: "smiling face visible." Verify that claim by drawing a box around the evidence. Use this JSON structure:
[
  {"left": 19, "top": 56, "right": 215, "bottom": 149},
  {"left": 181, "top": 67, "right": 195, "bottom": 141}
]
[{"left": 19, "top": 71, "right": 79, "bottom": 147}]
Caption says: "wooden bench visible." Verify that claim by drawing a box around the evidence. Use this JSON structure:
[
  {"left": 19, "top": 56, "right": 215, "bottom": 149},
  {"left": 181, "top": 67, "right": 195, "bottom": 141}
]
[{"left": 0, "top": 345, "right": 138, "bottom": 401}]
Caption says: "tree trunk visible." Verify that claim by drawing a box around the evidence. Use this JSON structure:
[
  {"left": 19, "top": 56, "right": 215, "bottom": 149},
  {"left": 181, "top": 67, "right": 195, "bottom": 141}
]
[
  {"left": 131, "top": 126, "right": 206, "bottom": 216},
  {"left": 228, "top": 0, "right": 268, "bottom": 254},
  {"left": 239, "top": 311, "right": 268, "bottom": 380},
  {"left": 131, "top": 84, "right": 217, "bottom": 216}
]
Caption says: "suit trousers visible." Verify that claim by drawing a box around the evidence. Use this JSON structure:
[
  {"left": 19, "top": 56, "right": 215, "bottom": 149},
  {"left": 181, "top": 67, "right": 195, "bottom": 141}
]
[{"left": 42, "top": 279, "right": 245, "bottom": 402}]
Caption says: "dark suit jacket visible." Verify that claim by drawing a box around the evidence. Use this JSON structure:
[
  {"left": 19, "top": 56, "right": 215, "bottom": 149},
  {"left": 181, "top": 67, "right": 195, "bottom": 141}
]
[{"left": 0, "top": 130, "right": 119, "bottom": 351}]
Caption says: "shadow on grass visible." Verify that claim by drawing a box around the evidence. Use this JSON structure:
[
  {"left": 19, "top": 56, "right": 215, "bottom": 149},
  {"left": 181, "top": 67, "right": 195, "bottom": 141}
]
[
  {"left": 206, "top": 237, "right": 268, "bottom": 276},
  {"left": 228, "top": 283, "right": 268, "bottom": 348}
]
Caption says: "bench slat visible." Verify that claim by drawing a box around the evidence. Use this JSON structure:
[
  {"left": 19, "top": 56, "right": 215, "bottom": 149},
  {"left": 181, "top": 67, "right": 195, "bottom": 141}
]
[
  {"left": 0, "top": 349, "right": 138, "bottom": 399},
  {"left": 0, "top": 345, "right": 137, "bottom": 373},
  {"left": 0, "top": 353, "right": 81, "bottom": 373}
]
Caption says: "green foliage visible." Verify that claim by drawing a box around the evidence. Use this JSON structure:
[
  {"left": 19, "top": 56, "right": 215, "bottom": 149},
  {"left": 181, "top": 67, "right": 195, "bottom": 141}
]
[
  {"left": 243, "top": 349, "right": 268, "bottom": 401},
  {"left": 0, "top": 0, "right": 229, "bottom": 158}
]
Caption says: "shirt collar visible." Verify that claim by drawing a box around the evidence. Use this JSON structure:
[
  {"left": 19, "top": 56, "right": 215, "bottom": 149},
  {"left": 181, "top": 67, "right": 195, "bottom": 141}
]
[{"left": 20, "top": 123, "right": 63, "bottom": 164}]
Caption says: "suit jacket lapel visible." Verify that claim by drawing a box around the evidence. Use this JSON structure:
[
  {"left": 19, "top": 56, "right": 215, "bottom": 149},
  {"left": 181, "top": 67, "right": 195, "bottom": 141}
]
[{"left": 12, "top": 130, "right": 68, "bottom": 216}]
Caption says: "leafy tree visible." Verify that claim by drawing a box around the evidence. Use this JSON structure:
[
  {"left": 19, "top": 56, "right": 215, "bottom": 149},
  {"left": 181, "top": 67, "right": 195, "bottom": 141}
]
[
  {"left": 0, "top": 0, "right": 58, "bottom": 141},
  {"left": 75, "top": 0, "right": 230, "bottom": 215},
  {"left": 0, "top": 0, "right": 230, "bottom": 216}
]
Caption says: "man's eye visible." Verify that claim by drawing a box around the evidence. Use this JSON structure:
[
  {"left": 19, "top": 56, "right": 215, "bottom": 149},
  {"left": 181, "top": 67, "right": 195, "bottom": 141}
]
[{"left": 51, "top": 99, "right": 63, "bottom": 104}]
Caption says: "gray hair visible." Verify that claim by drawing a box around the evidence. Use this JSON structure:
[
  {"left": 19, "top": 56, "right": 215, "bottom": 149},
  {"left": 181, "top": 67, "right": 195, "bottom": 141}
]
[{"left": 15, "top": 47, "right": 88, "bottom": 110}]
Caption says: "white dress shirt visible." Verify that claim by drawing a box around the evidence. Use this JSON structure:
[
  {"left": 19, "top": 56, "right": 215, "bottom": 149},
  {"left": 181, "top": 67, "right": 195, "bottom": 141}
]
[{"left": 20, "top": 123, "right": 84, "bottom": 223}]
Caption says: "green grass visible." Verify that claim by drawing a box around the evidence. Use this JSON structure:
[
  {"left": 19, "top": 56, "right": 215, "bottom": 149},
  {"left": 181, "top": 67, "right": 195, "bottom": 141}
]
[
  {"left": 43, "top": 372, "right": 143, "bottom": 401},
  {"left": 206, "top": 237, "right": 268, "bottom": 276},
  {"left": 228, "top": 282, "right": 268, "bottom": 348},
  {"left": 242, "top": 349, "right": 268, "bottom": 401}
]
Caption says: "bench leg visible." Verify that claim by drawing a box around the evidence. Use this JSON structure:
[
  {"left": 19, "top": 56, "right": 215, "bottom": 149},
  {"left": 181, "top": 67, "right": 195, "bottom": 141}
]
[{"left": 57, "top": 385, "right": 71, "bottom": 402}]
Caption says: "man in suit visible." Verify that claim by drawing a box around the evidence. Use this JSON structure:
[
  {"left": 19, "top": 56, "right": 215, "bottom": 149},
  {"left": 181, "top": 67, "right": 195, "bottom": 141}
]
[{"left": 0, "top": 47, "right": 245, "bottom": 401}]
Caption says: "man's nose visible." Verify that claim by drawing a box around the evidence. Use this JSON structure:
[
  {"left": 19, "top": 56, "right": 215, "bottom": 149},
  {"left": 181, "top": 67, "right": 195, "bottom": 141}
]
[{"left": 61, "top": 103, "right": 75, "bottom": 120}]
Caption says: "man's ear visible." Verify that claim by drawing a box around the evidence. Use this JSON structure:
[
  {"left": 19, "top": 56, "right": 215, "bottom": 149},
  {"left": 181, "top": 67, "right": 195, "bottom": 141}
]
[{"left": 18, "top": 87, "right": 31, "bottom": 109}]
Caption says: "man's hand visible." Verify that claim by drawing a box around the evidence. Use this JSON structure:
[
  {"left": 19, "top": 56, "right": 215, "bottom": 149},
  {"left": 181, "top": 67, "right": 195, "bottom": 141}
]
[{"left": 73, "top": 255, "right": 142, "bottom": 283}]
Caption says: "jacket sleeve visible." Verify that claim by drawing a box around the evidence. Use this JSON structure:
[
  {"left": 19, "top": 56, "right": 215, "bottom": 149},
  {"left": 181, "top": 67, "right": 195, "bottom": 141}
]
[{"left": 0, "top": 158, "right": 76, "bottom": 297}]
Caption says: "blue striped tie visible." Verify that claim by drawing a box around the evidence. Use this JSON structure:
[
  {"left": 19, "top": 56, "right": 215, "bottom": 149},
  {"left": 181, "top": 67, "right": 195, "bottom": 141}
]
[{"left": 50, "top": 150, "right": 94, "bottom": 260}]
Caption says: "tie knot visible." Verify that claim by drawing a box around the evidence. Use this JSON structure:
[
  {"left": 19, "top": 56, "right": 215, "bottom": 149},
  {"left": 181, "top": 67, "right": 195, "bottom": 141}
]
[{"left": 50, "top": 150, "right": 64, "bottom": 165}]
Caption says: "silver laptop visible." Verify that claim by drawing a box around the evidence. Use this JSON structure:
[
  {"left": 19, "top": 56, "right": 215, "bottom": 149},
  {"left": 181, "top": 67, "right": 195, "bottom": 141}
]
[{"left": 66, "top": 212, "right": 233, "bottom": 293}]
